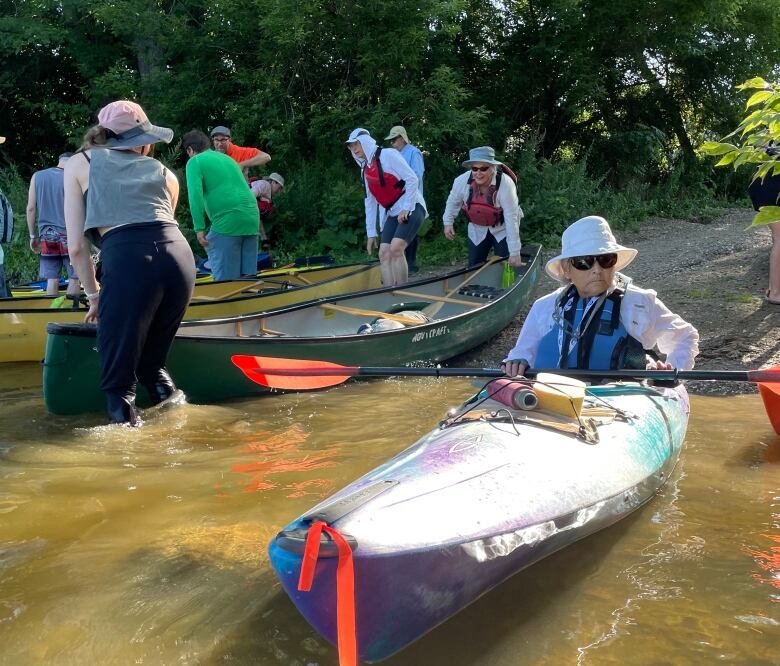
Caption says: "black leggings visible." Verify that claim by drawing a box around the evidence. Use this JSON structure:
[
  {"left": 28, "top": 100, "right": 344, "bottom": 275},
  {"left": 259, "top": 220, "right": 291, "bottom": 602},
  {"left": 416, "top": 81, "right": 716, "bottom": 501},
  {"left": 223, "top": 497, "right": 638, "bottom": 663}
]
[{"left": 97, "top": 223, "right": 196, "bottom": 400}]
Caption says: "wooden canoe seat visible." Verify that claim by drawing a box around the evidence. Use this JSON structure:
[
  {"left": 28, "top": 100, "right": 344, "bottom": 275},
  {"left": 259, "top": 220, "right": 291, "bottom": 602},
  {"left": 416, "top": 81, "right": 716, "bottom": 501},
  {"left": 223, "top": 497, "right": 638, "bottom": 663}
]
[{"left": 319, "top": 303, "right": 426, "bottom": 326}]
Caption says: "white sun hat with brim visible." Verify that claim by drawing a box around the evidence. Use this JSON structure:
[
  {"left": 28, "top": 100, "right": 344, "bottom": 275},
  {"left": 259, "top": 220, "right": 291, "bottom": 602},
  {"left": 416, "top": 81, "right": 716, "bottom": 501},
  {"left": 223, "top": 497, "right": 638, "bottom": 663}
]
[
  {"left": 384, "top": 125, "right": 409, "bottom": 143},
  {"left": 267, "top": 172, "right": 285, "bottom": 188},
  {"left": 462, "top": 146, "right": 503, "bottom": 168},
  {"left": 545, "top": 216, "right": 638, "bottom": 283}
]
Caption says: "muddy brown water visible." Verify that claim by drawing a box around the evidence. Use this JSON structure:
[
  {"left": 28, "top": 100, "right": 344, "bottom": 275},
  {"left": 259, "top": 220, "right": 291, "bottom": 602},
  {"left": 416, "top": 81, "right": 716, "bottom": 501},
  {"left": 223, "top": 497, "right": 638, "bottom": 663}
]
[{"left": 0, "top": 362, "right": 777, "bottom": 665}]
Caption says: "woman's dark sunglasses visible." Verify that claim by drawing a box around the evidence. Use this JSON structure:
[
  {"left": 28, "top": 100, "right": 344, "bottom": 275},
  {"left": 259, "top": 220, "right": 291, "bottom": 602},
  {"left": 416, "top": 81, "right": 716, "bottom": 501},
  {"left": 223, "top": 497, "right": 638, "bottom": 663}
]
[
  {"left": 569, "top": 253, "right": 618, "bottom": 271},
  {"left": 471, "top": 166, "right": 491, "bottom": 172}
]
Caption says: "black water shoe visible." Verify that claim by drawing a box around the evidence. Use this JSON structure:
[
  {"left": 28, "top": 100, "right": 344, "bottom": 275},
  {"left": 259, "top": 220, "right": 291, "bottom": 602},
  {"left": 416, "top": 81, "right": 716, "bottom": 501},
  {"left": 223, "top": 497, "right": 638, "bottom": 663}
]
[
  {"left": 140, "top": 368, "right": 178, "bottom": 406},
  {"left": 106, "top": 393, "right": 139, "bottom": 426}
]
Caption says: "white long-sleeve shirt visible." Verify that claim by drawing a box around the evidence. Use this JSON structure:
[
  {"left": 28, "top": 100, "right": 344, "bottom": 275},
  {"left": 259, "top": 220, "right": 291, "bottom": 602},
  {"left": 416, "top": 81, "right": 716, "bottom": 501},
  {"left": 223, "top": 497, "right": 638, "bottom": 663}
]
[
  {"left": 504, "top": 280, "right": 699, "bottom": 370},
  {"left": 363, "top": 148, "right": 427, "bottom": 237},
  {"left": 442, "top": 170, "right": 523, "bottom": 256},
  {"left": 350, "top": 133, "right": 427, "bottom": 239}
]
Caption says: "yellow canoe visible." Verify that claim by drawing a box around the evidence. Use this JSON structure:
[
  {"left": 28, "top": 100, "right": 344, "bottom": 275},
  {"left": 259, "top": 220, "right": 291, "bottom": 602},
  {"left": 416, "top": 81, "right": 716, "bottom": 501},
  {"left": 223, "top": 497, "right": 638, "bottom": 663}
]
[
  {"left": 0, "top": 262, "right": 381, "bottom": 363},
  {"left": 10, "top": 263, "right": 320, "bottom": 297}
]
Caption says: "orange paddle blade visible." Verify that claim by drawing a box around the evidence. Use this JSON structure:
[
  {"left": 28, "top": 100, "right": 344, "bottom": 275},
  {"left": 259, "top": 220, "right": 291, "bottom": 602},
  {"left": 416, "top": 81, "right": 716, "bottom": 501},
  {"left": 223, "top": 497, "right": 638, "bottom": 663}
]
[
  {"left": 231, "top": 355, "right": 355, "bottom": 390},
  {"left": 757, "top": 364, "right": 780, "bottom": 435}
]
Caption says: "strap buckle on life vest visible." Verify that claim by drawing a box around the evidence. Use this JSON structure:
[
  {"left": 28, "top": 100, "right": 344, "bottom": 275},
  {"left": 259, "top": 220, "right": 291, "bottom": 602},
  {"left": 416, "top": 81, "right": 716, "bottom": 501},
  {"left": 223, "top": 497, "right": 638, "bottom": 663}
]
[{"left": 298, "top": 521, "right": 358, "bottom": 666}]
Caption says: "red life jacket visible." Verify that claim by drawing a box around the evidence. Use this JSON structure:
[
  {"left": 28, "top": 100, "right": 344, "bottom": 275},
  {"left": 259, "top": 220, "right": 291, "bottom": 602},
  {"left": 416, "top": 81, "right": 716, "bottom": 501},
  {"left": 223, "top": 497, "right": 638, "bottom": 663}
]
[
  {"left": 363, "top": 146, "right": 406, "bottom": 209},
  {"left": 249, "top": 176, "right": 277, "bottom": 218},
  {"left": 257, "top": 199, "right": 275, "bottom": 217},
  {"left": 461, "top": 165, "right": 517, "bottom": 227}
]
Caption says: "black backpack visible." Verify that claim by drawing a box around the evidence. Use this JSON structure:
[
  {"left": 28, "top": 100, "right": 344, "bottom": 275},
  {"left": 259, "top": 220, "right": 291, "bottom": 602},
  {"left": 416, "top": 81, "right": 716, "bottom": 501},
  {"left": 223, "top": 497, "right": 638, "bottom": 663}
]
[{"left": 0, "top": 190, "right": 13, "bottom": 244}]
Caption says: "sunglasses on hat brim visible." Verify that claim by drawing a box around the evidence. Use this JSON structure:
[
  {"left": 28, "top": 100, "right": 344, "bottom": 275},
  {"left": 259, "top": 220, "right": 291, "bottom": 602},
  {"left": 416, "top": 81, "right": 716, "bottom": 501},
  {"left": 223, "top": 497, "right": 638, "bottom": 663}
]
[{"left": 569, "top": 253, "right": 618, "bottom": 271}]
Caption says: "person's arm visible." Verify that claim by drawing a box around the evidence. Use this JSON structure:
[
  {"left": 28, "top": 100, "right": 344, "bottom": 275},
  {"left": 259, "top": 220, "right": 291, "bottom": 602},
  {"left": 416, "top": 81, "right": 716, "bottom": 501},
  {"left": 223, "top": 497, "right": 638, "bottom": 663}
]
[
  {"left": 165, "top": 169, "right": 179, "bottom": 211},
  {"left": 502, "top": 297, "right": 552, "bottom": 372},
  {"left": 496, "top": 175, "right": 522, "bottom": 263},
  {"left": 230, "top": 145, "right": 270, "bottom": 171},
  {"left": 26, "top": 174, "right": 41, "bottom": 253},
  {"left": 63, "top": 154, "right": 99, "bottom": 322},
  {"left": 624, "top": 288, "right": 700, "bottom": 370},
  {"left": 239, "top": 150, "right": 271, "bottom": 169},
  {"left": 185, "top": 159, "right": 209, "bottom": 248},
  {"left": 442, "top": 174, "right": 467, "bottom": 239},
  {"left": 365, "top": 182, "right": 379, "bottom": 255}
]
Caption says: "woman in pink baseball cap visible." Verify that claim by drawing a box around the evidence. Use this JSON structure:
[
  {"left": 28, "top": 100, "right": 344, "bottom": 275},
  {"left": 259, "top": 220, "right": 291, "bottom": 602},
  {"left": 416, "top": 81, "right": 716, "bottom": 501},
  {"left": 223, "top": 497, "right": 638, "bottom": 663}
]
[{"left": 64, "top": 100, "right": 196, "bottom": 425}]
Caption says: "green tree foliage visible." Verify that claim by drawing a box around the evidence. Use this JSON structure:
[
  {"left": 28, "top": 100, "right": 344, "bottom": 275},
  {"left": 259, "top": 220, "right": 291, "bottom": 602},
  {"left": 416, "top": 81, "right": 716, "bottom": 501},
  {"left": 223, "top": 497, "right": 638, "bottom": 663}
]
[
  {"left": 1, "top": 0, "right": 779, "bottom": 273},
  {"left": 701, "top": 77, "right": 780, "bottom": 226}
]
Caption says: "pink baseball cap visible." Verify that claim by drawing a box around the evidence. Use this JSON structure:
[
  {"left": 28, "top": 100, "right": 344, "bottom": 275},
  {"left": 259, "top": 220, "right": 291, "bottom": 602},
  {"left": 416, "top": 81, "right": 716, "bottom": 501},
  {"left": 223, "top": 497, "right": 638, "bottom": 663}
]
[{"left": 97, "top": 100, "right": 174, "bottom": 149}]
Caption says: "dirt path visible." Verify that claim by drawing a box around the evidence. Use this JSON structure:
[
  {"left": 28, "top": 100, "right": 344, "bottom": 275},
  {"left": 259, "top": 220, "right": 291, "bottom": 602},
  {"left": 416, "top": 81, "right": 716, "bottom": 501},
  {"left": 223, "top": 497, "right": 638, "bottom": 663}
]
[{"left": 450, "top": 208, "right": 780, "bottom": 395}]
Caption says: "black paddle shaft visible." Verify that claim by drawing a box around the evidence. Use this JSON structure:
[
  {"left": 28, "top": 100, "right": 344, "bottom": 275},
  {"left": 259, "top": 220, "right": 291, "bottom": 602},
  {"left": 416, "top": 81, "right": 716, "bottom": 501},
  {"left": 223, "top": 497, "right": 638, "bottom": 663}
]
[{"left": 346, "top": 367, "right": 777, "bottom": 382}]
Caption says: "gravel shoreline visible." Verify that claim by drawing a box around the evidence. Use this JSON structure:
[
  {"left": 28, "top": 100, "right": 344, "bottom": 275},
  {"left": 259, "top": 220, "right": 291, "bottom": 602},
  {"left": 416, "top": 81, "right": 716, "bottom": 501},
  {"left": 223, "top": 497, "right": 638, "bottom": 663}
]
[{"left": 444, "top": 209, "right": 779, "bottom": 395}]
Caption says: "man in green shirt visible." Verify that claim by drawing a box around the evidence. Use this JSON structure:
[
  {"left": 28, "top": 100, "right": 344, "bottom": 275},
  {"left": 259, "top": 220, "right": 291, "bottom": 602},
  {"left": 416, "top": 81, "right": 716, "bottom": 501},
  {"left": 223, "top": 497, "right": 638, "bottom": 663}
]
[{"left": 183, "top": 130, "right": 260, "bottom": 281}]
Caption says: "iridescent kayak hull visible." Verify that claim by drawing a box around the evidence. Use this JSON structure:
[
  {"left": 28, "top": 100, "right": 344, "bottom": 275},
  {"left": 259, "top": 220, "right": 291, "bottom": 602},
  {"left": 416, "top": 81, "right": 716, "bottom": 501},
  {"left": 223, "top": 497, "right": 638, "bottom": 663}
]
[{"left": 268, "top": 383, "right": 689, "bottom": 662}]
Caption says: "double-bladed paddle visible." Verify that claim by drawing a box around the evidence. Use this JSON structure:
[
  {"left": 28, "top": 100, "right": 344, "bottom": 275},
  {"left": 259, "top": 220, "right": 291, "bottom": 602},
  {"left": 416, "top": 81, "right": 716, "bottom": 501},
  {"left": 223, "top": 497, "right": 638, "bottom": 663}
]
[{"left": 231, "top": 355, "right": 780, "bottom": 434}]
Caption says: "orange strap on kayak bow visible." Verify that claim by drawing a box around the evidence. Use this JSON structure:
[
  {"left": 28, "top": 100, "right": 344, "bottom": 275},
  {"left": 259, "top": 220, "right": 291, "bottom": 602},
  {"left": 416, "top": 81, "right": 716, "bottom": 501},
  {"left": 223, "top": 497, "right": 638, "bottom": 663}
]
[{"left": 298, "top": 521, "right": 357, "bottom": 666}]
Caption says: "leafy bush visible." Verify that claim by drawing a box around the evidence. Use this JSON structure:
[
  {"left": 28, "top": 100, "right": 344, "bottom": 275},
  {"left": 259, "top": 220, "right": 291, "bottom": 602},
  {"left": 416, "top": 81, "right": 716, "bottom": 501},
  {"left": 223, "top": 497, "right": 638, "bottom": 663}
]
[
  {"left": 700, "top": 77, "right": 780, "bottom": 226},
  {"left": 0, "top": 164, "right": 38, "bottom": 285}
]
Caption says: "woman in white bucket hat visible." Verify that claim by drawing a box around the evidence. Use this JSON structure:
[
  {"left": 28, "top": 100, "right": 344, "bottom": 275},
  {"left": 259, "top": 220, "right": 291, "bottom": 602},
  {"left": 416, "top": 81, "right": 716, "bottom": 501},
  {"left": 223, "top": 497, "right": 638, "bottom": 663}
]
[{"left": 504, "top": 216, "right": 699, "bottom": 376}]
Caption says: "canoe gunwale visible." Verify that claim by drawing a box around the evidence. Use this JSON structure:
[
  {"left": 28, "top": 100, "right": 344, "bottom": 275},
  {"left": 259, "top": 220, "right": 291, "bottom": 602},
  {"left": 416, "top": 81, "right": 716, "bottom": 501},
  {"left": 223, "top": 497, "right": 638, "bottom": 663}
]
[
  {"left": 0, "top": 261, "right": 377, "bottom": 313},
  {"left": 163, "top": 245, "right": 542, "bottom": 333},
  {"left": 43, "top": 247, "right": 541, "bottom": 345}
]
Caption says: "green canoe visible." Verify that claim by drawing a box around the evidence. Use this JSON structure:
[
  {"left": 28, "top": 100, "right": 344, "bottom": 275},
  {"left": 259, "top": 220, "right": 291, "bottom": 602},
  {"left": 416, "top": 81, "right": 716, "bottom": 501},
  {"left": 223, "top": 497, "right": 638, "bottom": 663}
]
[{"left": 43, "top": 246, "right": 541, "bottom": 415}]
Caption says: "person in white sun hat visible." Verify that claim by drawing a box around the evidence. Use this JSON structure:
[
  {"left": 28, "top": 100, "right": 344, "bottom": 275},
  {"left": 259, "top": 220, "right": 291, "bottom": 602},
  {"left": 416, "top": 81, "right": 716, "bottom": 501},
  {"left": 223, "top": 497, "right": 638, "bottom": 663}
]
[{"left": 503, "top": 215, "right": 699, "bottom": 376}]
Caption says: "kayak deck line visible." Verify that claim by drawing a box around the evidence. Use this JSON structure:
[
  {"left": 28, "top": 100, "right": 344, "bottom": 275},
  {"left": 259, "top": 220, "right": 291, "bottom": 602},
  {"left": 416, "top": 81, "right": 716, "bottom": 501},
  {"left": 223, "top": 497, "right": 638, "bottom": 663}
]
[{"left": 439, "top": 379, "right": 658, "bottom": 444}]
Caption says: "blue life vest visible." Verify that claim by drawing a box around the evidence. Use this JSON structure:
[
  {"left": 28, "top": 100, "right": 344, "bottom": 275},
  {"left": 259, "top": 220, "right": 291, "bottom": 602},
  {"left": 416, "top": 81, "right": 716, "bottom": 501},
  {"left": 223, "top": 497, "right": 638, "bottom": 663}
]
[{"left": 535, "top": 287, "right": 646, "bottom": 370}]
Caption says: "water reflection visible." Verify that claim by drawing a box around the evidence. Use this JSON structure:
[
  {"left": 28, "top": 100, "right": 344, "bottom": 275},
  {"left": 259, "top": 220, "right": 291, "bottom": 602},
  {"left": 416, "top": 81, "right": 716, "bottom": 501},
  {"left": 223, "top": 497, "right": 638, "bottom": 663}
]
[{"left": 0, "top": 363, "right": 778, "bottom": 664}]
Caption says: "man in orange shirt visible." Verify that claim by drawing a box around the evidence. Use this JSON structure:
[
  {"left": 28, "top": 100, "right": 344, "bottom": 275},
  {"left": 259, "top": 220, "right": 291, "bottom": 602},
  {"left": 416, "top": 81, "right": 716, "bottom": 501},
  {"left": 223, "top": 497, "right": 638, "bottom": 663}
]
[{"left": 210, "top": 126, "right": 270, "bottom": 178}]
